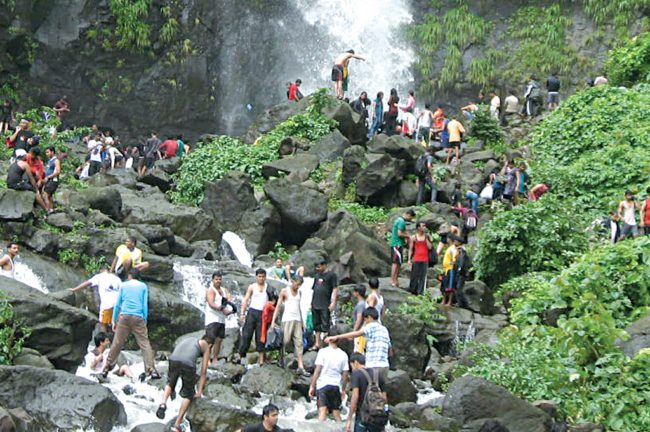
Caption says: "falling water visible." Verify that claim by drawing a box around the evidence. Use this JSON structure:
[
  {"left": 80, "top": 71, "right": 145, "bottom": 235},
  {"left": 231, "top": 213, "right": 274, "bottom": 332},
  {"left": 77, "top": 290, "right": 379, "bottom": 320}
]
[
  {"left": 450, "top": 320, "right": 476, "bottom": 357},
  {"left": 12, "top": 261, "right": 49, "bottom": 293},
  {"left": 221, "top": 231, "right": 253, "bottom": 268}
]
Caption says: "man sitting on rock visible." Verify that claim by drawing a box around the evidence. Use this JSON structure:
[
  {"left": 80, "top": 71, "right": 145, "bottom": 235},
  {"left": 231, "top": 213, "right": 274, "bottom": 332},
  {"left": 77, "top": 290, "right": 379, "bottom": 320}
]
[
  {"left": 6, "top": 149, "right": 48, "bottom": 211},
  {"left": 68, "top": 266, "right": 122, "bottom": 333},
  {"left": 85, "top": 332, "right": 134, "bottom": 379},
  {"left": 155, "top": 333, "right": 213, "bottom": 432},
  {"left": 110, "top": 236, "right": 150, "bottom": 280},
  {"left": 268, "top": 258, "right": 305, "bottom": 283},
  {"left": 236, "top": 403, "right": 280, "bottom": 432}
]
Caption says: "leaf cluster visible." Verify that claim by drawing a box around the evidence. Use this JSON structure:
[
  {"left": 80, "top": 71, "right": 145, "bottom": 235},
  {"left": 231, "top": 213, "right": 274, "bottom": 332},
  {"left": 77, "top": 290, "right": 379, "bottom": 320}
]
[
  {"left": 0, "top": 296, "right": 31, "bottom": 365},
  {"left": 605, "top": 32, "right": 650, "bottom": 87}
]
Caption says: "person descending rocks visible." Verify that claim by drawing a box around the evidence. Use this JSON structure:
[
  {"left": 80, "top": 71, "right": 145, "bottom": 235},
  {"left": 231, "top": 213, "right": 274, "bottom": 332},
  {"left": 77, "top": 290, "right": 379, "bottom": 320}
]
[
  {"left": 365, "top": 277, "right": 385, "bottom": 324},
  {"left": 237, "top": 268, "right": 269, "bottom": 365},
  {"left": 310, "top": 259, "right": 338, "bottom": 351},
  {"left": 205, "top": 271, "right": 235, "bottom": 364},
  {"left": 309, "top": 328, "right": 349, "bottom": 422},
  {"left": 68, "top": 266, "right": 122, "bottom": 333},
  {"left": 441, "top": 235, "right": 461, "bottom": 307},
  {"left": 0, "top": 242, "right": 19, "bottom": 280},
  {"left": 271, "top": 275, "right": 309, "bottom": 376},
  {"left": 99, "top": 268, "right": 160, "bottom": 382},
  {"left": 155, "top": 333, "right": 214, "bottom": 432},
  {"left": 332, "top": 50, "right": 365, "bottom": 100},
  {"left": 236, "top": 403, "right": 280, "bottom": 432},
  {"left": 41, "top": 146, "right": 61, "bottom": 214},
  {"left": 351, "top": 285, "right": 367, "bottom": 353},
  {"left": 110, "top": 236, "right": 150, "bottom": 280},
  {"left": 390, "top": 209, "right": 415, "bottom": 287},
  {"left": 408, "top": 221, "right": 433, "bottom": 295},
  {"left": 346, "top": 352, "right": 389, "bottom": 432}
]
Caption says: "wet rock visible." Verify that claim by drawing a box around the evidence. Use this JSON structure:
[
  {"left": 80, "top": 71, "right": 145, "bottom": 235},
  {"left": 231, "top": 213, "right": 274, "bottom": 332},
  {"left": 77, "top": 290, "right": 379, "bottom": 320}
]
[
  {"left": 187, "top": 398, "right": 259, "bottom": 432},
  {"left": 0, "top": 365, "right": 126, "bottom": 432},
  {"left": 278, "top": 136, "right": 308, "bottom": 156},
  {"left": 386, "top": 315, "right": 430, "bottom": 377},
  {"left": 304, "top": 129, "right": 351, "bottom": 163},
  {"left": 323, "top": 100, "right": 366, "bottom": 145},
  {"left": 355, "top": 155, "right": 406, "bottom": 206},
  {"left": 342, "top": 145, "right": 368, "bottom": 186},
  {"left": 616, "top": 310, "right": 650, "bottom": 357},
  {"left": 200, "top": 171, "right": 257, "bottom": 229},
  {"left": 241, "top": 101, "right": 305, "bottom": 144},
  {"left": 418, "top": 408, "right": 460, "bottom": 432},
  {"left": 239, "top": 202, "right": 282, "bottom": 256},
  {"left": 12, "top": 348, "right": 54, "bottom": 369},
  {"left": 138, "top": 168, "right": 172, "bottom": 192},
  {"left": 170, "top": 235, "right": 194, "bottom": 257},
  {"left": 203, "top": 382, "right": 252, "bottom": 409},
  {"left": 5, "top": 406, "right": 33, "bottom": 432},
  {"left": 367, "top": 134, "right": 424, "bottom": 171},
  {"left": 385, "top": 370, "right": 418, "bottom": 405},
  {"left": 463, "top": 280, "right": 495, "bottom": 315},
  {"left": 0, "top": 189, "right": 34, "bottom": 221},
  {"left": 155, "top": 157, "right": 182, "bottom": 175},
  {"left": 12, "top": 249, "right": 87, "bottom": 292},
  {"left": 443, "top": 375, "right": 552, "bottom": 432},
  {"left": 130, "top": 423, "right": 167, "bottom": 432},
  {"left": 1, "top": 279, "right": 95, "bottom": 371},
  {"left": 261, "top": 154, "right": 320, "bottom": 179},
  {"left": 264, "top": 178, "right": 328, "bottom": 245},
  {"left": 0, "top": 406, "right": 16, "bottom": 432},
  {"left": 461, "top": 149, "right": 496, "bottom": 163},
  {"left": 44, "top": 212, "right": 74, "bottom": 232},
  {"left": 87, "top": 169, "right": 139, "bottom": 189},
  {"left": 239, "top": 364, "right": 293, "bottom": 396},
  {"left": 81, "top": 186, "right": 124, "bottom": 221}
]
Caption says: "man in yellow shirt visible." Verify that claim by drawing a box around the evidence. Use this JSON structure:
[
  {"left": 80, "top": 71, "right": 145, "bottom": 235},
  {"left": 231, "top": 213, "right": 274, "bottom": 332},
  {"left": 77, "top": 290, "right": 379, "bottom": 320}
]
[
  {"left": 445, "top": 116, "right": 466, "bottom": 166},
  {"left": 441, "top": 235, "right": 460, "bottom": 306},
  {"left": 110, "top": 236, "right": 150, "bottom": 280}
]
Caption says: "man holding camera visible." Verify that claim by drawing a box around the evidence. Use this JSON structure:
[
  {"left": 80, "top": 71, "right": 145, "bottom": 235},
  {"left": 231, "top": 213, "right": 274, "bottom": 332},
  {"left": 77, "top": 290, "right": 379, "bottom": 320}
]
[
  {"left": 618, "top": 190, "right": 641, "bottom": 240},
  {"left": 205, "top": 271, "right": 235, "bottom": 364}
]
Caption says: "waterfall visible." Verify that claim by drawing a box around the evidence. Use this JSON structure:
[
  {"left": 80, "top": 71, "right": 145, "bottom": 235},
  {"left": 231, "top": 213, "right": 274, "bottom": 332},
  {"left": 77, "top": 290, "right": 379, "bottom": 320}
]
[
  {"left": 449, "top": 319, "right": 476, "bottom": 357},
  {"left": 12, "top": 261, "right": 49, "bottom": 294},
  {"left": 290, "top": 0, "right": 415, "bottom": 101},
  {"left": 221, "top": 231, "right": 253, "bottom": 268}
]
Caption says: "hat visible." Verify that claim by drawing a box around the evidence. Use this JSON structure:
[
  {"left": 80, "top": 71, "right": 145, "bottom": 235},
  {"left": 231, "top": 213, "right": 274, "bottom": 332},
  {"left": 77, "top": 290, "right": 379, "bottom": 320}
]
[{"left": 14, "top": 149, "right": 27, "bottom": 158}]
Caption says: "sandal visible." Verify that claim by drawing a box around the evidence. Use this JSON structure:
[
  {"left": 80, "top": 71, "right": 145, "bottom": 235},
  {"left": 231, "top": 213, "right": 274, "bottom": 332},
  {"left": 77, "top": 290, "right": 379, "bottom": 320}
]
[
  {"left": 155, "top": 404, "right": 166, "bottom": 419},
  {"left": 150, "top": 371, "right": 162, "bottom": 380},
  {"left": 171, "top": 425, "right": 184, "bottom": 432}
]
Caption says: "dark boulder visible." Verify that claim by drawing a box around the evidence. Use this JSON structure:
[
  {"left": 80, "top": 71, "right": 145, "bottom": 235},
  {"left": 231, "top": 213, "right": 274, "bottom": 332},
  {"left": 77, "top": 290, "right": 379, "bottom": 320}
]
[
  {"left": 241, "top": 101, "right": 306, "bottom": 144},
  {"left": 239, "top": 364, "right": 293, "bottom": 396},
  {"left": 188, "top": 398, "right": 259, "bottom": 432},
  {"left": 367, "top": 134, "right": 424, "bottom": 171},
  {"left": 261, "top": 154, "right": 319, "bottom": 179},
  {"left": 81, "top": 187, "right": 124, "bottom": 221},
  {"left": 304, "top": 129, "right": 351, "bottom": 163},
  {"left": 616, "top": 311, "right": 650, "bottom": 357},
  {"left": 463, "top": 280, "right": 496, "bottom": 315},
  {"left": 239, "top": 202, "right": 283, "bottom": 256},
  {"left": 44, "top": 212, "right": 75, "bottom": 232},
  {"left": 138, "top": 167, "right": 173, "bottom": 192},
  {"left": 264, "top": 178, "right": 328, "bottom": 245},
  {"left": 385, "top": 370, "right": 418, "bottom": 405},
  {"left": 12, "top": 249, "right": 87, "bottom": 293},
  {"left": 0, "top": 279, "right": 95, "bottom": 371},
  {"left": 323, "top": 100, "right": 367, "bottom": 145},
  {"left": 0, "top": 366, "right": 126, "bottom": 432},
  {"left": 386, "top": 314, "right": 430, "bottom": 377},
  {"left": 342, "top": 145, "right": 368, "bottom": 186},
  {"left": 461, "top": 149, "right": 496, "bottom": 163},
  {"left": 442, "top": 375, "right": 552, "bottom": 432},
  {"left": 0, "top": 189, "right": 34, "bottom": 221},
  {"left": 87, "top": 169, "right": 139, "bottom": 189},
  {"left": 131, "top": 423, "right": 167, "bottom": 432},
  {"left": 155, "top": 157, "right": 182, "bottom": 175},
  {"left": 200, "top": 171, "right": 258, "bottom": 229},
  {"left": 355, "top": 155, "right": 406, "bottom": 206},
  {"left": 12, "top": 348, "right": 55, "bottom": 369}
]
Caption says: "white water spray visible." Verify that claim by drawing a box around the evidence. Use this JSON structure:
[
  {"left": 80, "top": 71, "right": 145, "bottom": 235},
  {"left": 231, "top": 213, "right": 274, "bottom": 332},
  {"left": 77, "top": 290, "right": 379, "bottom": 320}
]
[
  {"left": 221, "top": 231, "right": 253, "bottom": 268},
  {"left": 12, "top": 261, "right": 48, "bottom": 293},
  {"left": 291, "top": 0, "right": 415, "bottom": 101}
]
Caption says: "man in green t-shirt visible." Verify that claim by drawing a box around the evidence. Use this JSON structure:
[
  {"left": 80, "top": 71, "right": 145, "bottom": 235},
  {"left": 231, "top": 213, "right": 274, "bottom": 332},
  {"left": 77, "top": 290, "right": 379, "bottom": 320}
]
[{"left": 390, "top": 209, "right": 415, "bottom": 287}]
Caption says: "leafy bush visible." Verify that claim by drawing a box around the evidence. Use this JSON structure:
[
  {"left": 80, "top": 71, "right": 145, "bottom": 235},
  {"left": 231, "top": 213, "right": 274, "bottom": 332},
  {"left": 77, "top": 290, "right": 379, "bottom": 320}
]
[
  {"left": 468, "top": 105, "right": 503, "bottom": 148},
  {"left": 474, "top": 194, "right": 591, "bottom": 287},
  {"left": 267, "top": 242, "right": 290, "bottom": 261},
  {"left": 170, "top": 95, "right": 336, "bottom": 204},
  {"left": 0, "top": 296, "right": 30, "bottom": 365},
  {"left": 328, "top": 199, "right": 391, "bottom": 225},
  {"left": 606, "top": 32, "right": 650, "bottom": 87}
]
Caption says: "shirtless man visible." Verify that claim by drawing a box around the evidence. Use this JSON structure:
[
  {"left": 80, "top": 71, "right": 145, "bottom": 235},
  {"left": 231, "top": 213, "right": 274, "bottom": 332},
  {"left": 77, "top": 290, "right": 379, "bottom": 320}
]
[
  {"left": 0, "top": 242, "right": 19, "bottom": 279},
  {"left": 332, "top": 50, "right": 365, "bottom": 100}
]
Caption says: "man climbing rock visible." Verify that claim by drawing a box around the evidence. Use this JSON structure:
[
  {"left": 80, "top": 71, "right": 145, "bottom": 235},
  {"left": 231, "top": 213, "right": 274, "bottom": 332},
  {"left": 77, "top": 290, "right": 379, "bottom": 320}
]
[
  {"left": 390, "top": 209, "right": 415, "bottom": 287},
  {"left": 332, "top": 50, "right": 365, "bottom": 100},
  {"left": 68, "top": 266, "right": 122, "bottom": 333}
]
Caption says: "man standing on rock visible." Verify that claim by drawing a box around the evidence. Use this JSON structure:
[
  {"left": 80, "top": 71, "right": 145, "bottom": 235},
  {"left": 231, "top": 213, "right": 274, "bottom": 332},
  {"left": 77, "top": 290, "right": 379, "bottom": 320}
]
[
  {"left": 310, "top": 259, "right": 338, "bottom": 351},
  {"left": 546, "top": 72, "right": 561, "bottom": 111},
  {"left": 237, "top": 268, "right": 269, "bottom": 365},
  {"left": 236, "top": 403, "right": 280, "bottom": 432},
  {"left": 368, "top": 92, "right": 384, "bottom": 139},
  {"left": 390, "top": 209, "right": 415, "bottom": 288},
  {"left": 271, "top": 275, "right": 309, "bottom": 376},
  {"left": 205, "top": 271, "right": 234, "bottom": 364},
  {"left": 309, "top": 329, "right": 349, "bottom": 422},
  {"left": 332, "top": 50, "right": 365, "bottom": 100},
  {"left": 41, "top": 146, "right": 61, "bottom": 214},
  {"left": 110, "top": 236, "right": 150, "bottom": 280},
  {"left": 416, "top": 146, "right": 437, "bottom": 205},
  {"left": 346, "top": 352, "right": 388, "bottom": 432},
  {"left": 155, "top": 333, "right": 213, "bottom": 432},
  {"left": 0, "top": 242, "right": 19, "bottom": 280},
  {"left": 99, "top": 268, "right": 160, "bottom": 382},
  {"left": 68, "top": 266, "right": 122, "bottom": 333},
  {"left": 445, "top": 116, "right": 466, "bottom": 166}
]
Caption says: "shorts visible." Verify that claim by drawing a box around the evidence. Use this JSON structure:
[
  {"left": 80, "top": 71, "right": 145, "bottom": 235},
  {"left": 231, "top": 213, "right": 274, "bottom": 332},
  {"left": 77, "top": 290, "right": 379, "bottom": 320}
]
[
  {"left": 311, "top": 308, "right": 331, "bottom": 333},
  {"left": 167, "top": 360, "right": 197, "bottom": 399},
  {"left": 205, "top": 321, "right": 225, "bottom": 340},
  {"left": 331, "top": 65, "right": 343, "bottom": 82},
  {"left": 317, "top": 385, "right": 342, "bottom": 412},
  {"left": 0, "top": 114, "right": 10, "bottom": 123},
  {"left": 442, "top": 270, "right": 456, "bottom": 293},
  {"left": 622, "top": 222, "right": 639, "bottom": 237},
  {"left": 144, "top": 155, "right": 156, "bottom": 169},
  {"left": 440, "top": 138, "right": 450, "bottom": 148},
  {"left": 547, "top": 92, "right": 560, "bottom": 104},
  {"left": 8, "top": 180, "right": 34, "bottom": 192},
  {"left": 450, "top": 141, "right": 461, "bottom": 148},
  {"left": 100, "top": 309, "right": 113, "bottom": 325},
  {"left": 43, "top": 180, "right": 58, "bottom": 196},
  {"left": 391, "top": 246, "right": 404, "bottom": 265}
]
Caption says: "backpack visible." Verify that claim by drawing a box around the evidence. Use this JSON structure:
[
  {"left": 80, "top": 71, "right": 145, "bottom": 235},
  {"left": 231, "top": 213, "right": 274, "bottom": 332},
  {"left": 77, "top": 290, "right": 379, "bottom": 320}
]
[
  {"left": 428, "top": 247, "right": 438, "bottom": 266},
  {"left": 529, "top": 82, "right": 542, "bottom": 101},
  {"left": 415, "top": 153, "right": 428, "bottom": 178},
  {"left": 264, "top": 327, "right": 283, "bottom": 351},
  {"left": 454, "top": 248, "right": 472, "bottom": 277},
  {"left": 464, "top": 210, "right": 478, "bottom": 230},
  {"left": 360, "top": 369, "right": 389, "bottom": 427}
]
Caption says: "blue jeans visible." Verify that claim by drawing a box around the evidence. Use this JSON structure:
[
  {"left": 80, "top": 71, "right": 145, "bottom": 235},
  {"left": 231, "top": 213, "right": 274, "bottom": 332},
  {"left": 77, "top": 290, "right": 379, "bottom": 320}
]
[
  {"left": 466, "top": 191, "right": 479, "bottom": 213},
  {"left": 417, "top": 175, "right": 437, "bottom": 205},
  {"left": 368, "top": 117, "right": 382, "bottom": 139},
  {"left": 355, "top": 419, "right": 383, "bottom": 432}
]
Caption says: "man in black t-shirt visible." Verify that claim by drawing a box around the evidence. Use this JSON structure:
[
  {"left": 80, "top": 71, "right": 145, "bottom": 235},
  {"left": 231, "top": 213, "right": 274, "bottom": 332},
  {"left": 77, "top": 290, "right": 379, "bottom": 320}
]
[
  {"left": 347, "top": 353, "right": 387, "bottom": 432},
  {"left": 8, "top": 119, "right": 34, "bottom": 157},
  {"left": 236, "top": 403, "right": 280, "bottom": 432},
  {"left": 310, "top": 259, "right": 338, "bottom": 351}
]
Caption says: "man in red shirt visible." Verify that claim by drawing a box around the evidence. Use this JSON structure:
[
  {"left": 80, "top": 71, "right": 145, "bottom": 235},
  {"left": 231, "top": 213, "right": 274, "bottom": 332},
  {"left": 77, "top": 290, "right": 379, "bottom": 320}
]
[
  {"left": 288, "top": 79, "right": 303, "bottom": 102},
  {"left": 158, "top": 137, "right": 179, "bottom": 159},
  {"left": 25, "top": 147, "right": 45, "bottom": 183}
]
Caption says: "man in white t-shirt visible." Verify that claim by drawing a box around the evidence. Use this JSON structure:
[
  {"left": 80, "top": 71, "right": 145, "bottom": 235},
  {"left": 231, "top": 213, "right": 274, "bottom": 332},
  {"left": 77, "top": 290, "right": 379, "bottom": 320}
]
[
  {"left": 308, "top": 330, "right": 349, "bottom": 422},
  {"left": 69, "top": 266, "right": 122, "bottom": 332},
  {"left": 489, "top": 91, "right": 501, "bottom": 120}
]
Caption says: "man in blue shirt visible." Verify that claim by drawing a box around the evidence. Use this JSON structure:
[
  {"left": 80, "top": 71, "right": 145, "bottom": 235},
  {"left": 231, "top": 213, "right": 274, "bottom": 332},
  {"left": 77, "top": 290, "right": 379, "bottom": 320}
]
[{"left": 99, "top": 269, "right": 160, "bottom": 381}]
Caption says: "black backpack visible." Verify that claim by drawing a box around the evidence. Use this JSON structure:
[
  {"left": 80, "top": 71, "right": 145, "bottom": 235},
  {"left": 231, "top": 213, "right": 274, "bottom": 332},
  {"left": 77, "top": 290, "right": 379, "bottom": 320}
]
[
  {"left": 415, "top": 153, "right": 428, "bottom": 178},
  {"left": 360, "top": 369, "right": 389, "bottom": 427},
  {"left": 454, "top": 247, "right": 472, "bottom": 276}
]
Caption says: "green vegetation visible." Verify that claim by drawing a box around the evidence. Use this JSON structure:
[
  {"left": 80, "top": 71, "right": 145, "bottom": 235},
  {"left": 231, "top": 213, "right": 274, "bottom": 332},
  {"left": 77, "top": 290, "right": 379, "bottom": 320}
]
[
  {"left": 461, "top": 237, "right": 650, "bottom": 432},
  {"left": 267, "top": 242, "right": 291, "bottom": 261},
  {"left": 606, "top": 32, "right": 650, "bottom": 87},
  {"left": 110, "top": 0, "right": 152, "bottom": 52},
  {"left": 58, "top": 249, "right": 107, "bottom": 274},
  {"left": 328, "top": 198, "right": 391, "bottom": 225},
  {"left": 468, "top": 105, "right": 503, "bottom": 148},
  {"left": 398, "top": 292, "right": 445, "bottom": 322},
  {"left": 0, "top": 295, "right": 30, "bottom": 365},
  {"left": 170, "top": 90, "right": 336, "bottom": 204}
]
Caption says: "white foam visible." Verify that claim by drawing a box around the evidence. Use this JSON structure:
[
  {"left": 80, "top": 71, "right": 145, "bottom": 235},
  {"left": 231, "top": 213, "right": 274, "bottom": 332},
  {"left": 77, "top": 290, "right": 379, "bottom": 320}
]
[{"left": 222, "top": 231, "right": 253, "bottom": 268}]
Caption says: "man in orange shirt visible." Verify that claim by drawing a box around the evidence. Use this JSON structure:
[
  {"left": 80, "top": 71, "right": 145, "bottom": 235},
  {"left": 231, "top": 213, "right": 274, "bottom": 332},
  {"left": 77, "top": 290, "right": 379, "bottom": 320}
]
[{"left": 445, "top": 116, "right": 466, "bottom": 165}]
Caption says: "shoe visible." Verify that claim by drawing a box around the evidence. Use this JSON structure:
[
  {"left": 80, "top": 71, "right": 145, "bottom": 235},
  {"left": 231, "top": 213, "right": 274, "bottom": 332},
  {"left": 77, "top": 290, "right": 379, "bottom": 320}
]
[
  {"left": 139, "top": 372, "right": 146, "bottom": 382},
  {"left": 296, "top": 368, "right": 309, "bottom": 377},
  {"left": 155, "top": 404, "right": 166, "bottom": 419},
  {"left": 96, "top": 372, "right": 109, "bottom": 383},
  {"left": 150, "top": 371, "right": 162, "bottom": 380},
  {"left": 171, "top": 425, "right": 184, "bottom": 432},
  {"left": 277, "top": 359, "right": 284, "bottom": 368}
]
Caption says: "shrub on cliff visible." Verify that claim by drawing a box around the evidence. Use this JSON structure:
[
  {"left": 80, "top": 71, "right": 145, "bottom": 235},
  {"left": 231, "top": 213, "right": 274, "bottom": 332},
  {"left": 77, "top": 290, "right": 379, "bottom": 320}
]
[{"left": 605, "top": 31, "right": 650, "bottom": 87}]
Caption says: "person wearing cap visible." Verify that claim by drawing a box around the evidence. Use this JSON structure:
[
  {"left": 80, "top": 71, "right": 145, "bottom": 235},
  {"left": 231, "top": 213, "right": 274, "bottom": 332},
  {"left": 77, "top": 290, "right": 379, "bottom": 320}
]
[
  {"left": 332, "top": 50, "right": 365, "bottom": 100},
  {"left": 310, "top": 259, "right": 338, "bottom": 351},
  {"left": 6, "top": 149, "right": 47, "bottom": 210}
]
